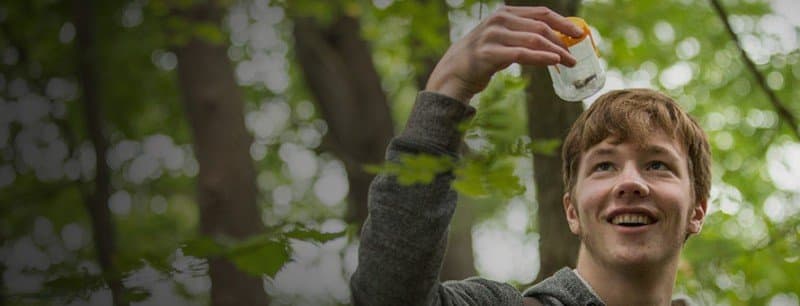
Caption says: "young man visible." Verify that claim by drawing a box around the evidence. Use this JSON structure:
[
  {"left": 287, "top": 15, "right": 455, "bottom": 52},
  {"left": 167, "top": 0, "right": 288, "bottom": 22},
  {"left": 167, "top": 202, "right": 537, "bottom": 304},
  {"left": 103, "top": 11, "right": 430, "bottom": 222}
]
[{"left": 350, "top": 5, "right": 710, "bottom": 306}]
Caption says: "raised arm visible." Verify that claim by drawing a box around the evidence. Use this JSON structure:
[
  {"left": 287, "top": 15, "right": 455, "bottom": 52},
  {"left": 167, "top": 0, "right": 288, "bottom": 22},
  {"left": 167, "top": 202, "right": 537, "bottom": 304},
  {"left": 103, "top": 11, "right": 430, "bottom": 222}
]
[
  {"left": 425, "top": 5, "right": 582, "bottom": 103},
  {"left": 350, "top": 6, "right": 582, "bottom": 306}
]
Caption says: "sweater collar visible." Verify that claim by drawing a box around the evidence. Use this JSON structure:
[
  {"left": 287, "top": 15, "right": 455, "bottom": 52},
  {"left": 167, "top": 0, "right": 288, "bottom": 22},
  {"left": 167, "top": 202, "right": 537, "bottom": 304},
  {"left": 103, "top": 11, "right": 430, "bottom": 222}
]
[
  {"left": 523, "top": 267, "right": 605, "bottom": 306},
  {"left": 523, "top": 268, "right": 695, "bottom": 306}
]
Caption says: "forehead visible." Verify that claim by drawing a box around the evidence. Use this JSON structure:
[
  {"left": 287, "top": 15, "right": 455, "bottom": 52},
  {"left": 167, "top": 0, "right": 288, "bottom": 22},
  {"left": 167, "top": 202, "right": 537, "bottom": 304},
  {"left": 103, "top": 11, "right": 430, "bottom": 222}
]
[{"left": 581, "top": 132, "right": 686, "bottom": 162}]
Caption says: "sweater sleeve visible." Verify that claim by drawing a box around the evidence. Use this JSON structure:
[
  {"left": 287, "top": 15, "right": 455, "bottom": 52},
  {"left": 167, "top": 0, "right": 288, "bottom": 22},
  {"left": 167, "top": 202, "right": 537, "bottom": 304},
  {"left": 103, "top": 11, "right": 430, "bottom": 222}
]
[{"left": 350, "top": 91, "right": 523, "bottom": 306}]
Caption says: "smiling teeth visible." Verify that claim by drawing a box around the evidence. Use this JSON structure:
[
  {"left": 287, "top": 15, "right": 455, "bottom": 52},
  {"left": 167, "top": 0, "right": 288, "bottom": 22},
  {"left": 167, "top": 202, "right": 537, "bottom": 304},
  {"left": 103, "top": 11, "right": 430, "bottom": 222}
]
[{"left": 611, "top": 214, "right": 653, "bottom": 225}]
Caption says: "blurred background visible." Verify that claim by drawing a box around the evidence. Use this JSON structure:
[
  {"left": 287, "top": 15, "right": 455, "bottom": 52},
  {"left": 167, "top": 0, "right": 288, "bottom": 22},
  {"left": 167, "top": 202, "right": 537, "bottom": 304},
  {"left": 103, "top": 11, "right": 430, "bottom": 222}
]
[{"left": 1, "top": 0, "right": 799, "bottom": 305}]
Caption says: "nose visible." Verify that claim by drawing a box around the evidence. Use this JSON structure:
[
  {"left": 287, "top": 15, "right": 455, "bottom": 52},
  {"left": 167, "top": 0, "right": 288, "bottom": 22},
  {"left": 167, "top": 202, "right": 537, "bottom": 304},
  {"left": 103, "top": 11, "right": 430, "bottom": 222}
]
[{"left": 612, "top": 164, "right": 649, "bottom": 198}]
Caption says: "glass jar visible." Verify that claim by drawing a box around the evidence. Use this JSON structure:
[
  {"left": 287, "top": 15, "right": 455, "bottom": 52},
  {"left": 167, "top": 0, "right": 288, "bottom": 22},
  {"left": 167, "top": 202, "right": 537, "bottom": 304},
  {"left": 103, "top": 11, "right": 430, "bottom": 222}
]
[{"left": 547, "top": 17, "right": 606, "bottom": 102}]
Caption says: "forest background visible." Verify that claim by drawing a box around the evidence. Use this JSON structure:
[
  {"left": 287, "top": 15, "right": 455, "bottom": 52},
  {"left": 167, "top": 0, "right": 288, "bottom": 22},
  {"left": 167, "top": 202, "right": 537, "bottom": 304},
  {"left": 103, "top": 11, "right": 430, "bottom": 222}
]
[{"left": 1, "top": 0, "right": 799, "bottom": 305}]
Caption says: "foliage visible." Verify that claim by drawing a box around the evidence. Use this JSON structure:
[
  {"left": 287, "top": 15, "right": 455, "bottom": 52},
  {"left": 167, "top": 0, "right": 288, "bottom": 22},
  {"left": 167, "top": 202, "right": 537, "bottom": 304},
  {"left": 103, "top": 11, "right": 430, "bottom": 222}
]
[
  {"left": 19, "top": 225, "right": 342, "bottom": 304},
  {"left": 364, "top": 154, "right": 455, "bottom": 185},
  {"left": 1, "top": 0, "right": 799, "bottom": 305},
  {"left": 182, "top": 225, "right": 343, "bottom": 277}
]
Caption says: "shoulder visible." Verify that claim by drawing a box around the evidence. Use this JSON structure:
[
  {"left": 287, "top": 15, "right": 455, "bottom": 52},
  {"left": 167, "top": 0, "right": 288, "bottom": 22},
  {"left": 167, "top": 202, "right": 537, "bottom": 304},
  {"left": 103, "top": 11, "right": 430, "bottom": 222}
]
[
  {"left": 523, "top": 297, "right": 543, "bottom": 306},
  {"left": 441, "top": 277, "right": 526, "bottom": 305}
]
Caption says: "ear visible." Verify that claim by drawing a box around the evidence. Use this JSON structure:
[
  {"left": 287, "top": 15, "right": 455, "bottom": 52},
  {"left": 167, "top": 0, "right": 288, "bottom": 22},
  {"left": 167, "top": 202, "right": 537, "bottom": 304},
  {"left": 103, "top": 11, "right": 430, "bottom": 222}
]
[
  {"left": 687, "top": 198, "right": 707, "bottom": 235},
  {"left": 564, "top": 192, "right": 581, "bottom": 235}
]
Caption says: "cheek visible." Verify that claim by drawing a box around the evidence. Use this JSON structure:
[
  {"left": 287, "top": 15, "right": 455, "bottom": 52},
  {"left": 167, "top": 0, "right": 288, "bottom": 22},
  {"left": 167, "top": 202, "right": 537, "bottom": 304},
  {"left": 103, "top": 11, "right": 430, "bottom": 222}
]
[
  {"left": 677, "top": 180, "right": 696, "bottom": 210},
  {"left": 659, "top": 187, "right": 695, "bottom": 227},
  {"left": 575, "top": 180, "right": 609, "bottom": 208},
  {"left": 573, "top": 183, "right": 607, "bottom": 221}
]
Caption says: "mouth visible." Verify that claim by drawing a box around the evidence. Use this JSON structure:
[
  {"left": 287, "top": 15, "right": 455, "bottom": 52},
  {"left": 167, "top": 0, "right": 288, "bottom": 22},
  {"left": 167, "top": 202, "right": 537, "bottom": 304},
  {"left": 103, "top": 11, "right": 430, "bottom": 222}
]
[{"left": 608, "top": 213, "right": 656, "bottom": 228}]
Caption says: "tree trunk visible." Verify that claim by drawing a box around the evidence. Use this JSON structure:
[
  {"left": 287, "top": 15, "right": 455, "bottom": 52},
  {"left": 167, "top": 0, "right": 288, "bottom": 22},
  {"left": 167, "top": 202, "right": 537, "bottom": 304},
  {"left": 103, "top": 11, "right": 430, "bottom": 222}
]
[
  {"left": 294, "top": 6, "right": 479, "bottom": 280},
  {"left": 73, "top": 0, "right": 127, "bottom": 305},
  {"left": 506, "top": 0, "right": 583, "bottom": 284},
  {"left": 172, "top": 3, "right": 268, "bottom": 306},
  {"left": 292, "top": 15, "right": 394, "bottom": 233},
  {"left": 411, "top": 1, "right": 451, "bottom": 91},
  {"left": 440, "top": 201, "right": 477, "bottom": 281}
]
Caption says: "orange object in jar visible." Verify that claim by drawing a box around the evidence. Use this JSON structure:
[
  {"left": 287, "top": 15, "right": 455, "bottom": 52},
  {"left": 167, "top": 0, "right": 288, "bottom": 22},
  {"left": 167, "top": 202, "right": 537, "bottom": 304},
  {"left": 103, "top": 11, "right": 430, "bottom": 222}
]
[{"left": 547, "top": 17, "right": 605, "bottom": 101}]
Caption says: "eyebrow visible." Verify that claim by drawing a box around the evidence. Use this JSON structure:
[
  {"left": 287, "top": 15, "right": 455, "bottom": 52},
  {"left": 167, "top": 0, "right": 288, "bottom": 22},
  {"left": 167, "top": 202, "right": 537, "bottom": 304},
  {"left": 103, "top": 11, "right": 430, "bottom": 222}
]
[
  {"left": 584, "top": 144, "right": 681, "bottom": 160},
  {"left": 641, "top": 144, "right": 681, "bottom": 159},
  {"left": 584, "top": 147, "right": 617, "bottom": 160}
]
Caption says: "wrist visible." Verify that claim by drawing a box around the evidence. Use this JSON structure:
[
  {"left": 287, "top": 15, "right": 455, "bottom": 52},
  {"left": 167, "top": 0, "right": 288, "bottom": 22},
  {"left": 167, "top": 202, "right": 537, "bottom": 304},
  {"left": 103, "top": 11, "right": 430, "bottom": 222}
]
[{"left": 424, "top": 73, "right": 475, "bottom": 104}]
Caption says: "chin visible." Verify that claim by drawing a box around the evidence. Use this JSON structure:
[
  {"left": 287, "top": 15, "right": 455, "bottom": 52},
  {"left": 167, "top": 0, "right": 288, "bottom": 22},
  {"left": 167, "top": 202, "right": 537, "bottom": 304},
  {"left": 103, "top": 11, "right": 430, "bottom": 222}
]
[{"left": 611, "top": 247, "right": 673, "bottom": 271}]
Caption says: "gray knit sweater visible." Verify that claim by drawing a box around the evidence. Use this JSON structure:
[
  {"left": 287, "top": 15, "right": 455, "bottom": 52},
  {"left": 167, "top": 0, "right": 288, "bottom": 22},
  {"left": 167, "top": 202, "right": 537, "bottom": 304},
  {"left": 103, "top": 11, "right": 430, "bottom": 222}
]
[{"left": 349, "top": 92, "right": 686, "bottom": 306}]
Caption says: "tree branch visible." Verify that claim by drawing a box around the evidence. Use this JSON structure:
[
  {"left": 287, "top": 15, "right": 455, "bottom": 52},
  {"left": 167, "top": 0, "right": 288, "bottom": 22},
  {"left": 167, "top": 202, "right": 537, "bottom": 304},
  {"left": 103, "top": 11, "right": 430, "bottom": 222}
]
[{"left": 710, "top": 0, "right": 800, "bottom": 140}]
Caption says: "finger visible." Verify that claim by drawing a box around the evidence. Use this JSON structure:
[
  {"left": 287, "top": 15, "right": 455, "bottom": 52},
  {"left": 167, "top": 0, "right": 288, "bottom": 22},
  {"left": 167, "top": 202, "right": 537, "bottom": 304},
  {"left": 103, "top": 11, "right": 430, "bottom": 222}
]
[
  {"left": 487, "top": 46, "right": 562, "bottom": 67},
  {"left": 492, "top": 13, "right": 570, "bottom": 49},
  {"left": 488, "top": 28, "right": 577, "bottom": 66},
  {"left": 502, "top": 6, "right": 584, "bottom": 38}
]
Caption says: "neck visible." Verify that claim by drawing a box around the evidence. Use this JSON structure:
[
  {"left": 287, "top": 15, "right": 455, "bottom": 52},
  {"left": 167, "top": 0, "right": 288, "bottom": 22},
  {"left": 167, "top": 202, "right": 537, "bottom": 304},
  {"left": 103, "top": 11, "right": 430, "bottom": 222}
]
[{"left": 574, "top": 246, "right": 679, "bottom": 306}]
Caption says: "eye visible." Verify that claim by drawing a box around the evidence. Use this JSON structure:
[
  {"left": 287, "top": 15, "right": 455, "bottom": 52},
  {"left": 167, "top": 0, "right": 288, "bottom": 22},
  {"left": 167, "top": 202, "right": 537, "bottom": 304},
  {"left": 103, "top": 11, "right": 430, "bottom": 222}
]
[
  {"left": 593, "top": 162, "right": 614, "bottom": 172},
  {"left": 647, "top": 161, "right": 670, "bottom": 171}
]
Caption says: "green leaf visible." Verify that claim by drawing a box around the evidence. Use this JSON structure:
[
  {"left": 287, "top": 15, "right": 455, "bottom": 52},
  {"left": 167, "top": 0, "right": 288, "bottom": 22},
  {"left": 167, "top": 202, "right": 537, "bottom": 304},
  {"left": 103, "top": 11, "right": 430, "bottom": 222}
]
[
  {"left": 453, "top": 157, "right": 525, "bottom": 198},
  {"left": 124, "top": 286, "right": 152, "bottom": 302},
  {"left": 165, "top": 16, "right": 192, "bottom": 46},
  {"left": 397, "top": 154, "right": 454, "bottom": 184},
  {"left": 363, "top": 163, "right": 390, "bottom": 175},
  {"left": 485, "top": 160, "right": 525, "bottom": 198},
  {"left": 284, "top": 227, "right": 344, "bottom": 244},
  {"left": 286, "top": 0, "right": 341, "bottom": 25},
  {"left": 182, "top": 237, "right": 225, "bottom": 258},
  {"left": 227, "top": 238, "right": 291, "bottom": 277},
  {"left": 140, "top": 253, "right": 174, "bottom": 275},
  {"left": 365, "top": 154, "right": 454, "bottom": 185},
  {"left": 452, "top": 160, "right": 490, "bottom": 197},
  {"left": 42, "top": 271, "right": 106, "bottom": 301},
  {"left": 529, "top": 139, "right": 562, "bottom": 156},
  {"left": 193, "top": 22, "right": 224, "bottom": 44}
]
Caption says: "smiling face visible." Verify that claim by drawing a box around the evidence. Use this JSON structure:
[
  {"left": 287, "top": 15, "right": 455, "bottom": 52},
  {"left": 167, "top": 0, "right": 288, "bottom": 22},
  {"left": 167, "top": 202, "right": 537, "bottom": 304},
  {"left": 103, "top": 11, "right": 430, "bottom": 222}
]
[{"left": 564, "top": 131, "right": 706, "bottom": 269}]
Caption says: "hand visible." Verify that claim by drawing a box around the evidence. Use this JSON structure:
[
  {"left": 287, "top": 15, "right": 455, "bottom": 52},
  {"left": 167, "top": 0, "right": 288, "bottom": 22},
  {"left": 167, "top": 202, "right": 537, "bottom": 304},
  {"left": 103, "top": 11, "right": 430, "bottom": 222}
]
[{"left": 424, "top": 6, "right": 584, "bottom": 103}]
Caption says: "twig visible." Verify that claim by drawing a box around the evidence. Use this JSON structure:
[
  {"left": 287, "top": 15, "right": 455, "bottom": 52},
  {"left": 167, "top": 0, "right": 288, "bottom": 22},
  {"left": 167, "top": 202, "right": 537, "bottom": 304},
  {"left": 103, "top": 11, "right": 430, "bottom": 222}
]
[{"left": 710, "top": 0, "right": 800, "bottom": 140}]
